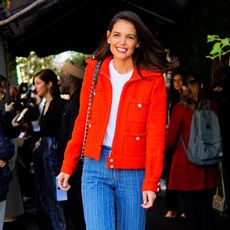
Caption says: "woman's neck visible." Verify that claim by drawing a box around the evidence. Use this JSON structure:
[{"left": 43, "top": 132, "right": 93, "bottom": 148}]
[
  {"left": 45, "top": 93, "right": 53, "bottom": 103},
  {"left": 112, "top": 59, "right": 134, "bottom": 74}
]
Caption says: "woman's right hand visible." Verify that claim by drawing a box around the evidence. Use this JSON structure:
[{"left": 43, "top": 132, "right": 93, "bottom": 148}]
[{"left": 57, "top": 172, "right": 71, "bottom": 191}]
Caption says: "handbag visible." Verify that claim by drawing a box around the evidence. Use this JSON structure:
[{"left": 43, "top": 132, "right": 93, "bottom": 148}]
[
  {"left": 212, "top": 161, "right": 227, "bottom": 212},
  {"left": 80, "top": 60, "right": 102, "bottom": 162}
]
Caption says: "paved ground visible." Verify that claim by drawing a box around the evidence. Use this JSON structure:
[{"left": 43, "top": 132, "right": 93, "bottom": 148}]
[{"left": 3, "top": 191, "right": 230, "bottom": 230}]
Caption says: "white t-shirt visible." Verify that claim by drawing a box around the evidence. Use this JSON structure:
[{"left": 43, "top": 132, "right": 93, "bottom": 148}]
[{"left": 103, "top": 60, "right": 133, "bottom": 147}]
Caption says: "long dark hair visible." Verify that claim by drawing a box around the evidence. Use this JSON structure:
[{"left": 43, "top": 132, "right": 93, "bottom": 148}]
[
  {"left": 168, "top": 69, "right": 185, "bottom": 114},
  {"left": 33, "top": 69, "right": 60, "bottom": 98},
  {"left": 93, "top": 11, "right": 168, "bottom": 73}
]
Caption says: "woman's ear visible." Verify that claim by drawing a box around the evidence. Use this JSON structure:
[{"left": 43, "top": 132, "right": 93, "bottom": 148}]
[
  {"left": 47, "top": 81, "right": 53, "bottom": 89},
  {"left": 107, "top": 30, "right": 111, "bottom": 44}
]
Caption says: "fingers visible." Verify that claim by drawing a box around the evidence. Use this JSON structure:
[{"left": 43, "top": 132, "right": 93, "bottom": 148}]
[
  {"left": 141, "top": 191, "right": 156, "bottom": 209},
  {"left": 57, "top": 172, "right": 71, "bottom": 191},
  {"left": 5, "top": 102, "right": 14, "bottom": 112},
  {"left": 11, "top": 114, "right": 20, "bottom": 127},
  {"left": 0, "top": 160, "right": 7, "bottom": 168}
]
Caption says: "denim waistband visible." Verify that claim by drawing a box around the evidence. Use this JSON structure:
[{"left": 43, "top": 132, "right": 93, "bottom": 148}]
[{"left": 101, "top": 145, "right": 111, "bottom": 151}]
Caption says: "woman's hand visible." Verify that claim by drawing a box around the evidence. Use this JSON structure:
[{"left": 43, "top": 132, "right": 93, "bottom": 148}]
[
  {"left": 141, "top": 190, "right": 157, "bottom": 209},
  {"left": 0, "top": 159, "right": 7, "bottom": 168},
  {"left": 57, "top": 172, "right": 71, "bottom": 191}
]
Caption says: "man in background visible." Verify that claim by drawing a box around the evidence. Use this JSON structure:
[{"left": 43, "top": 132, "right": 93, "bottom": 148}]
[{"left": 58, "top": 61, "right": 85, "bottom": 230}]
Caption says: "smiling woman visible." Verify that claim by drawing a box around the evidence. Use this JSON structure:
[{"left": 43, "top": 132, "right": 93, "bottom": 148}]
[
  {"left": 32, "top": 69, "right": 67, "bottom": 230},
  {"left": 58, "top": 10, "right": 168, "bottom": 230}
]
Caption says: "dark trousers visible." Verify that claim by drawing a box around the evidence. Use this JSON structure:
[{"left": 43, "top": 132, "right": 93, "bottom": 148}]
[
  {"left": 165, "top": 151, "right": 181, "bottom": 213},
  {"left": 166, "top": 190, "right": 179, "bottom": 211},
  {"left": 33, "top": 137, "right": 66, "bottom": 230},
  {"left": 179, "top": 189, "right": 216, "bottom": 230},
  {"left": 65, "top": 165, "right": 86, "bottom": 230}
]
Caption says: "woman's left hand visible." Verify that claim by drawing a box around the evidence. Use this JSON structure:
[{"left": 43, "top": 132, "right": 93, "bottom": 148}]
[{"left": 141, "top": 190, "right": 156, "bottom": 209}]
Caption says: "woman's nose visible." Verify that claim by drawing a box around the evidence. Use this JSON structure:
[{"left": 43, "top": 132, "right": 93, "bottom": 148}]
[{"left": 120, "top": 36, "right": 126, "bottom": 45}]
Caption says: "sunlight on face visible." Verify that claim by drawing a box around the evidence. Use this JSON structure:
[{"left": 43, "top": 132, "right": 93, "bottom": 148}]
[
  {"left": 107, "top": 19, "right": 139, "bottom": 61},
  {"left": 34, "top": 77, "right": 51, "bottom": 98}
]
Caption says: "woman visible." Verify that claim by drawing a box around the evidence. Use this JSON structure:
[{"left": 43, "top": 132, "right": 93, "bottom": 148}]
[
  {"left": 33, "top": 69, "right": 66, "bottom": 230},
  {"left": 167, "top": 69, "right": 184, "bottom": 117},
  {"left": 164, "top": 69, "right": 185, "bottom": 218},
  {"left": 58, "top": 11, "right": 168, "bottom": 230},
  {"left": 166, "top": 79, "right": 219, "bottom": 230}
]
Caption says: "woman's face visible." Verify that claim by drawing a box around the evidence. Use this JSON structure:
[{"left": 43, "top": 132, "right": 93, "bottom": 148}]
[
  {"left": 107, "top": 19, "right": 139, "bottom": 61},
  {"left": 173, "top": 74, "right": 183, "bottom": 92},
  {"left": 34, "top": 76, "right": 51, "bottom": 97}
]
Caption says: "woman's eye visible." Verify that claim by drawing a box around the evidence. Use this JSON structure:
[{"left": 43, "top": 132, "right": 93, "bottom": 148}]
[{"left": 129, "top": 37, "right": 135, "bottom": 40}]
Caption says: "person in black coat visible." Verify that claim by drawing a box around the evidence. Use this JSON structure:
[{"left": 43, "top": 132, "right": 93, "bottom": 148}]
[
  {"left": 33, "top": 69, "right": 67, "bottom": 230},
  {"left": 58, "top": 61, "right": 86, "bottom": 230},
  {"left": 0, "top": 75, "right": 14, "bottom": 230}
]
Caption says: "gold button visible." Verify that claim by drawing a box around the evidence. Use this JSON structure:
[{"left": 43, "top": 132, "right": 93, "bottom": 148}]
[
  {"left": 110, "top": 159, "right": 114, "bottom": 162},
  {"left": 110, "top": 165, "right": 114, "bottom": 169},
  {"left": 137, "top": 103, "right": 142, "bottom": 108},
  {"left": 136, "top": 136, "right": 140, "bottom": 141}
]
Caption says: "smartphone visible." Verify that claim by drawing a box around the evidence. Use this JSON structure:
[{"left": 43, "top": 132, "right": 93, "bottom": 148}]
[
  {"left": 15, "top": 108, "right": 28, "bottom": 122},
  {"left": 56, "top": 177, "right": 68, "bottom": 201}
]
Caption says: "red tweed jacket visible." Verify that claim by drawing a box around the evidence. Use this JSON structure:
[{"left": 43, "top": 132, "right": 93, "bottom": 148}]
[{"left": 61, "top": 56, "right": 167, "bottom": 192}]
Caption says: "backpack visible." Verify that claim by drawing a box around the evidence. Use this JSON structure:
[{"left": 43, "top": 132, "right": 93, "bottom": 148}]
[{"left": 180, "top": 99, "right": 223, "bottom": 166}]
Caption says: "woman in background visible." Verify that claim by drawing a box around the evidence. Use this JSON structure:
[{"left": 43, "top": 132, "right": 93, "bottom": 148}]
[
  {"left": 164, "top": 69, "right": 185, "bottom": 219},
  {"left": 166, "top": 79, "right": 219, "bottom": 230},
  {"left": 33, "top": 69, "right": 66, "bottom": 230}
]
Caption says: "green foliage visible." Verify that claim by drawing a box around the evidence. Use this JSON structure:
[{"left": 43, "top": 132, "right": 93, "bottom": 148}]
[
  {"left": 67, "top": 52, "right": 87, "bottom": 65},
  {"left": 206, "top": 35, "right": 230, "bottom": 65},
  {"left": 16, "top": 51, "right": 55, "bottom": 84},
  {"left": 16, "top": 51, "right": 88, "bottom": 84}
]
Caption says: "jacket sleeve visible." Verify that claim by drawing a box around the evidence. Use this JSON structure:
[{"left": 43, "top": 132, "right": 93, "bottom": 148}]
[
  {"left": 166, "top": 103, "right": 183, "bottom": 153},
  {"left": 0, "top": 123, "right": 14, "bottom": 161},
  {"left": 142, "top": 75, "right": 167, "bottom": 192}
]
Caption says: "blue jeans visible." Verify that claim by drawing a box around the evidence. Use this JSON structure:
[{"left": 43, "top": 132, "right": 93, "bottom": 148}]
[{"left": 82, "top": 146, "right": 146, "bottom": 230}]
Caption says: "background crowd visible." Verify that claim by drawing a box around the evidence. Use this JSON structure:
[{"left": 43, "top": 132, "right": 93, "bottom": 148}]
[{"left": 0, "top": 11, "right": 229, "bottom": 230}]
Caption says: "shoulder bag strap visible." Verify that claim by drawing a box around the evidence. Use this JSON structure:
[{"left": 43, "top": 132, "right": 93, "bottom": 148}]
[
  {"left": 216, "top": 161, "right": 226, "bottom": 198},
  {"left": 80, "top": 60, "right": 102, "bottom": 160}
]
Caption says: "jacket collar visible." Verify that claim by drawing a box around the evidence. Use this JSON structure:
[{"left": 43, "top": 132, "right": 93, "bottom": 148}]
[{"left": 87, "top": 56, "right": 162, "bottom": 81}]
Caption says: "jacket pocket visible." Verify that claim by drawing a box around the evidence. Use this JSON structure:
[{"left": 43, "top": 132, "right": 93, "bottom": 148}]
[
  {"left": 127, "top": 100, "right": 150, "bottom": 123},
  {"left": 124, "top": 132, "right": 146, "bottom": 156}
]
